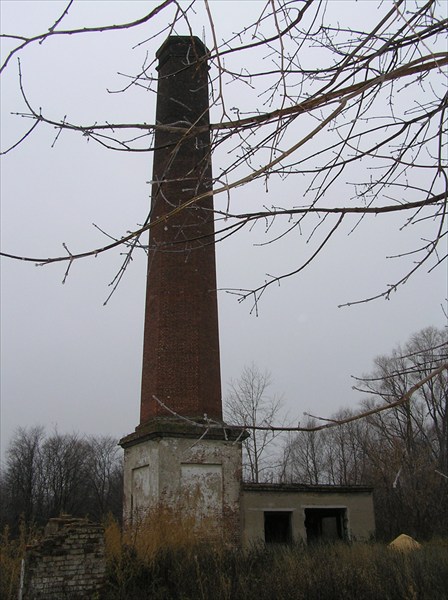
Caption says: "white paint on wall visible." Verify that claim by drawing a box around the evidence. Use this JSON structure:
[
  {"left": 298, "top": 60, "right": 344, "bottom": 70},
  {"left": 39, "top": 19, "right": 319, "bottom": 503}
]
[
  {"left": 132, "top": 464, "right": 150, "bottom": 514},
  {"left": 181, "top": 463, "right": 223, "bottom": 517}
]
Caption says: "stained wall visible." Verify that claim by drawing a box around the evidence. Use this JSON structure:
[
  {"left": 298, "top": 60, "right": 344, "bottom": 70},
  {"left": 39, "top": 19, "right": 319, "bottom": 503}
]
[
  {"left": 122, "top": 428, "right": 244, "bottom": 544},
  {"left": 241, "top": 483, "right": 375, "bottom": 545}
]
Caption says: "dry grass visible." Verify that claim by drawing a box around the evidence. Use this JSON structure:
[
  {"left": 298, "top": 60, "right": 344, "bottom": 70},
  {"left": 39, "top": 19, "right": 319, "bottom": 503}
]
[
  {"left": 102, "top": 523, "right": 448, "bottom": 600},
  {"left": 0, "top": 521, "right": 42, "bottom": 600},
  {"left": 105, "top": 501, "right": 228, "bottom": 561},
  {"left": 2, "top": 513, "right": 447, "bottom": 600},
  {"left": 104, "top": 503, "right": 233, "bottom": 599}
]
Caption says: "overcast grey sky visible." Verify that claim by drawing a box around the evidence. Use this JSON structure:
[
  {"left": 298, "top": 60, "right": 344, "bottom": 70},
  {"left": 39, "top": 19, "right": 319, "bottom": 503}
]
[{"left": 1, "top": 0, "right": 446, "bottom": 458}]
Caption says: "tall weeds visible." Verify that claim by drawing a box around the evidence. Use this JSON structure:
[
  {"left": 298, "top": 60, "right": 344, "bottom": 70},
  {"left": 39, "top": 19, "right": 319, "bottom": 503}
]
[
  {"left": 2, "top": 514, "right": 446, "bottom": 599},
  {"left": 102, "top": 513, "right": 448, "bottom": 600},
  {"left": 104, "top": 504, "right": 230, "bottom": 599},
  {"left": 0, "top": 521, "right": 42, "bottom": 600}
]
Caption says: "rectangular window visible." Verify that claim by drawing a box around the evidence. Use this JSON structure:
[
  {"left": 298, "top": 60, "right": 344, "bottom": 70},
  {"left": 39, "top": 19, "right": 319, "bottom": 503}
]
[
  {"left": 304, "top": 508, "right": 347, "bottom": 544},
  {"left": 264, "top": 511, "right": 292, "bottom": 544}
]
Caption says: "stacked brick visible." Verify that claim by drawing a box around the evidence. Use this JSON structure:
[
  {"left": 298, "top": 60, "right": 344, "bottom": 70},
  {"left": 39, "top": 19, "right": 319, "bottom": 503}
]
[
  {"left": 139, "top": 36, "right": 222, "bottom": 424},
  {"left": 22, "top": 516, "right": 105, "bottom": 599}
]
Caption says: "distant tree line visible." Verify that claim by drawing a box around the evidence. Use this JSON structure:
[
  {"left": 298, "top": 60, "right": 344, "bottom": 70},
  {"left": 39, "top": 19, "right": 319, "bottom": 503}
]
[
  {"left": 2, "top": 327, "right": 446, "bottom": 541},
  {"left": 228, "top": 327, "right": 447, "bottom": 541},
  {"left": 281, "top": 326, "right": 448, "bottom": 540},
  {"left": 0, "top": 429, "right": 122, "bottom": 535}
]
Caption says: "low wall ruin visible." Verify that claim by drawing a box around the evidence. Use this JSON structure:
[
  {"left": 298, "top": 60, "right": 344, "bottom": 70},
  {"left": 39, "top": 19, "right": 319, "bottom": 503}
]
[{"left": 21, "top": 516, "right": 105, "bottom": 599}]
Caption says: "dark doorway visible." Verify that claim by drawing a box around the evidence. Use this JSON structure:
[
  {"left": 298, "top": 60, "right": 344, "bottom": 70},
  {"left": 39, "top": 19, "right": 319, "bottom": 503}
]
[
  {"left": 264, "top": 511, "right": 292, "bottom": 543},
  {"left": 304, "top": 508, "right": 347, "bottom": 544}
]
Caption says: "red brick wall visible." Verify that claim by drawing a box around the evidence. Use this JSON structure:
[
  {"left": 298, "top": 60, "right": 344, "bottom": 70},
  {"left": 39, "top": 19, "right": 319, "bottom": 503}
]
[{"left": 140, "top": 37, "right": 222, "bottom": 423}]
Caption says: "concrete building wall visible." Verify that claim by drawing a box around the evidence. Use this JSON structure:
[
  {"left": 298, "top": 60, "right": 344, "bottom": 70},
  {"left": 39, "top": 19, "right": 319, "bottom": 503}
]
[
  {"left": 122, "top": 431, "right": 244, "bottom": 543},
  {"left": 241, "top": 485, "right": 375, "bottom": 546}
]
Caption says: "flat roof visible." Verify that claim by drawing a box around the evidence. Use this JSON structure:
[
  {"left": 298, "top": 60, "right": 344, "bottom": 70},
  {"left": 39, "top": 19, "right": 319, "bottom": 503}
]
[{"left": 242, "top": 483, "right": 374, "bottom": 494}]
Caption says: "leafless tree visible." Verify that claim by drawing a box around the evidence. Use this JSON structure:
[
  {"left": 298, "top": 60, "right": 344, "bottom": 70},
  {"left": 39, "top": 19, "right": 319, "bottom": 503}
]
[
  {"left": 355, "top": 326, "right": 447, "bottom": 473},
  {"left": 354, "top": 326, "right": 448, "bottom": 538},
  {"left": 0, "top": 427, "right": 123, "bottom": 533},
  {"left": 40, "top": 431, "right": 92, "bottom": 517},
  {"left": 324, "top": 410, "right": 371, "bottom": 486},
  {"left": 225, "top": 364, "right": 286, "bottom": 482},
  {"left": 1, "top": 426, "right": 45, "bottom": 531},
  {"left": 281, "top": 326, "right": 448, "bottom": 538},
  {"left": 281, "top": 411, "right": 369, "bottom": 485},
  {"left": 85, "top": 436, "right": 123, "bottom": 522},
  {"left": 280, "top": 418, "right": 327, "bottom": 484},
  {"left": 0, "top": 0, "right": 446, "bottom": 307}
]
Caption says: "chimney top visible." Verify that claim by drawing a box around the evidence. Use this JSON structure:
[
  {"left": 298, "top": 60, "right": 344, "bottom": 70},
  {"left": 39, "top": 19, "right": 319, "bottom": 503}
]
[{"left": 156, "top": 36, "right": 209, "bottom": 68}]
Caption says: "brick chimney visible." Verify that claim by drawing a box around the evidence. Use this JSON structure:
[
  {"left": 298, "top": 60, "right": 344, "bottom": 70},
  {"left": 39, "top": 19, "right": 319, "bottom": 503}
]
[
  {"left": 139, "top": 36, "right": 222, "bottom": 424},
  {"left": 119, "top": 39, "right": 246, "bottom": 535}
]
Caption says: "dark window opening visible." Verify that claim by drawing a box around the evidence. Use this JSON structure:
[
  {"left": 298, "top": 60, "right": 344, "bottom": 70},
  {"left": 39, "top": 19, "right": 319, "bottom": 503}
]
[
  {"left": 305, "top": 508, "right": 347, "bottom": 544},
  {"left": 264, "top": 511, "right": 292, "bottom": 544}
]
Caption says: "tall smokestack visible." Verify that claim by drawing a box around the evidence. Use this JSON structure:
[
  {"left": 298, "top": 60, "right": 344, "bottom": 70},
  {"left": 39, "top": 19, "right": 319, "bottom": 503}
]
[
  {"left": 120, "top": 39, "right": 246, "bottom": 536},
  {"left": 139, "top": 36, "right": 222, "bottom": 424}
]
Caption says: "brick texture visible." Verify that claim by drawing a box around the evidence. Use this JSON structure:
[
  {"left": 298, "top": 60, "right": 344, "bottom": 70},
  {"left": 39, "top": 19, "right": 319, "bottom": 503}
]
[
  {"left": 140, "top": 37, "right": 222, "bottom": 423},
  {"left": 22, "top": 517, "right": 105, "bottom": 599}
]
